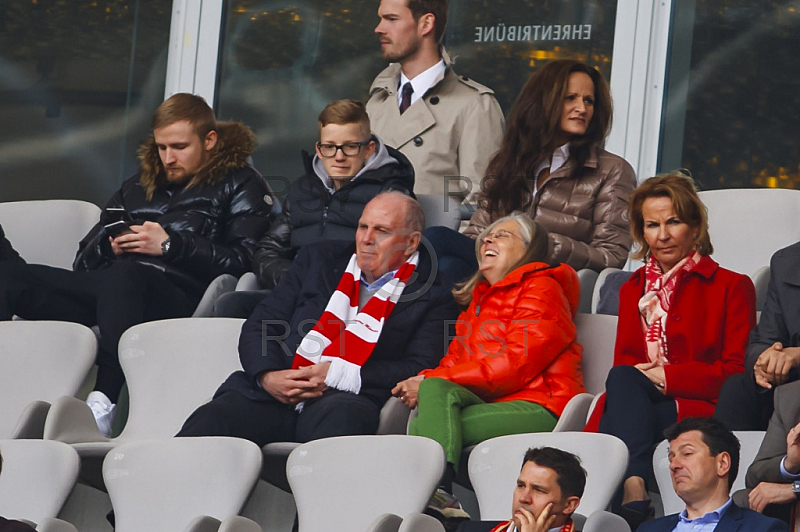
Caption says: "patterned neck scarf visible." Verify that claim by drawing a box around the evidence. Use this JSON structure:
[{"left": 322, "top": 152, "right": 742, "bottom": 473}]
[{"left": 639, "top": 251, "right": 702, "bottom": 365}]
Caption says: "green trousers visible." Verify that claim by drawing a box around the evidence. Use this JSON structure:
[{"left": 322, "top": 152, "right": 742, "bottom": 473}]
[{"left": 409, "top": 377, "right": 557, "bottom": 469}]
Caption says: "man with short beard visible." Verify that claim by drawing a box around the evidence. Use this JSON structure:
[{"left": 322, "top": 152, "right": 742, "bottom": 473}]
[
  {"left": 368, "top": 0, "right": 504, "bottom": 200},
  {"left": 0, "top": 93, "right": 273, "bottom": 437}
]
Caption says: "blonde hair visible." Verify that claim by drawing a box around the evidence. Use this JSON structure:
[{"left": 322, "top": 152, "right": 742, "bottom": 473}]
[
  {"left": 317, "top": 99, "right": 371, "bottom": 140},
  {"left": 452, "top": 213, "right": 550, "bottom": 307},
  {"left": 628, "top": 171, "right": 713, "bottom": 260}
]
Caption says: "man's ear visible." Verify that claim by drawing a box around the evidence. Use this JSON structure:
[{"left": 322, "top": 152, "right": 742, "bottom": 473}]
[
  {"left": 416, "top": 13, "right": 435, "bottom": 38},
  {"left": 407, "top": 231, "right": 422, "bottom": 255},
  {"left": 204, "top": 130, "right": 218, "bottom": 152},
  {"left": 716, "top": 451, "right": 732, "bottom": 479},
  {"left": 562, "top": 496, "right": 581, "bottom": 516}
]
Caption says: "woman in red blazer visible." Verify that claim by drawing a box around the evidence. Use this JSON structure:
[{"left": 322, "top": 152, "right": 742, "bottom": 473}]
[
  {"left": 393, "top": 213, "right": 584, "bottom": 521},
  {"left": 589, "top": 173, "right": 756, "bottom": 526}
]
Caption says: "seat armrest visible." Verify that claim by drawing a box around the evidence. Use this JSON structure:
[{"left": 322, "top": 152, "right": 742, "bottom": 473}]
[
  {"left": 218, "top": 516, "right": 263, "bottom": 532},
  {"left": 366, "top": 513, "right": 403, "bottom": 532},
  {"left": 184, "top": 516, "right": 221, "bottom": 532},
  {"left": 377, "top": 396, "right": 412, "bottom": 435},
  {"left": 43, "top": 395, "right": 109, "bottom": 444},
  {"left": 11, "top": 400, "right": 51, "bottom": 439},
  {"left": 552, "top": 393, "right": 594, "bottom": 432},
  {"left": 36, "top": 518, "right": 80, "bottom": 532}
]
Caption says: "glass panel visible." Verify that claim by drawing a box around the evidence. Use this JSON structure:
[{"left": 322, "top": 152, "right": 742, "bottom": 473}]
[
  {"left": 217, "top": 0, "right": 619, "bottom": 197},
  {"left": 658, "top": 0, "right": 800, "bottom": 189},
  {"left": 0, "top": 0, "right": 172, "bottom": 204}
]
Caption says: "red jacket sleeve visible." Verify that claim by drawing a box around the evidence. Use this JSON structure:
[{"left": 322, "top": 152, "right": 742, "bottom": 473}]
[{"left": 421, "top": 276, "right": 576, "bottom": 400}]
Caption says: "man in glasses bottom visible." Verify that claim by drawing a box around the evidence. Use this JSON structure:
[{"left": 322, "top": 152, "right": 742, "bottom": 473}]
[{"left": 213, "top": 99, "right": 416, "bottom": 319}]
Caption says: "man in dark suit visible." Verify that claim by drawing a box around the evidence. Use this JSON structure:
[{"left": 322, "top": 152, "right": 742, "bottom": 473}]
[
  {"left": 732, "top": 379, "right": 800, "bottom": 523},
  {"left": 178, "top": 191, "right": 459, "bottom": 445},
  {"left": 715, "top": 242, "right": 800, "bottom": 431},
  {"left": 640, "top": 418, "right": 786, "bottom": 532}
]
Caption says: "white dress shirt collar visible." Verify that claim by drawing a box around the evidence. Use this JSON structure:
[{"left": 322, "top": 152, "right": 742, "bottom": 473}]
[{"left": 397, "top": 59, "right": 446, "bottom": 108}]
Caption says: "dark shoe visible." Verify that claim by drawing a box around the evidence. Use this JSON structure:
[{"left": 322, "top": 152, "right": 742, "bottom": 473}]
[{"left": 618, "top": 499, "right": 654, "bottom": 530}]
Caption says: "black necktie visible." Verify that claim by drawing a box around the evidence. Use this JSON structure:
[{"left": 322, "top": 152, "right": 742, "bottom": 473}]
[{"left": 399, "top": 82, "right": 413, "bottom": 114}]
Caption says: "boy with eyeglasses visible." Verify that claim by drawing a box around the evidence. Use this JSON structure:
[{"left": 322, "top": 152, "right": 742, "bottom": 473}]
[{"left": 214, "top": 99, "right": 415, "bottom": 318}]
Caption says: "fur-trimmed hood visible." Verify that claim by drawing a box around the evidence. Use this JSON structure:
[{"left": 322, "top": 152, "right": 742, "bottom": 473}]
[{"left": 137, "top": 121, "right": 256, "bottom": 199}]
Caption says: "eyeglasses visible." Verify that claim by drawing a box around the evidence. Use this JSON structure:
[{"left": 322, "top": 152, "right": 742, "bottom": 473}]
[
  {"left": 481, "top": 229, "right": 529, "bottom": 245},
  {"left": 316, "top": 141, "right": 371, "bottom": 157}
]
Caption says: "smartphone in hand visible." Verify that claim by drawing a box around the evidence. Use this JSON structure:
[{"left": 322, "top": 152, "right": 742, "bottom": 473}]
[{"left": 104, "top": 208, "right": 133, "bottom": 237}]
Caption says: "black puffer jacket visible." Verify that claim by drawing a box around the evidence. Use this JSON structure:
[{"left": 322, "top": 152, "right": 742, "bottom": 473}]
[
  {"left": 252, "top": 137, "right": 414, "bottom": 289},
  {"left": 74, "top": 122, "right": 274, "bottom": 296},
  {"left": 0, "top": 224, "right": 24, "bottom": 263}
]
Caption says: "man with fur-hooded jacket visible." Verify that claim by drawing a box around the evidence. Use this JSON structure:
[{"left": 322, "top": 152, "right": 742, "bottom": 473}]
[{"left": 0, "top": 93, "right": 274, "bottom": 436}]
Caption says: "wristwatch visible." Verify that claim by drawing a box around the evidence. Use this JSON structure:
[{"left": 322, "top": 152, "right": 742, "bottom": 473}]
[
  {"left": 793, "top": 480, "right": 800, "bottom": 498},
  {"left": 160, "top": 237, "right": 171, "bottom": 255}
]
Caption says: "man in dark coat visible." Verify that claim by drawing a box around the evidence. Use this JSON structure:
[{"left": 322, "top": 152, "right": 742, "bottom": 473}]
[
  {"left": 715, "top": 242, "right": 800, "bottom": 430},
  {"left": 0, "top": 93, "right": 273, "bottom": 436},
  {"left": 214, "top": 99, "right": 414, "bottom": 318},
  {"left": 179, "top": 192, "right": 459, "bottom": 446},
  {"left": 732, "top": 379, "right": 800, "bottom": 523},
  {"left": 0, "top": 225, "right": 23, "bottom": 263}
]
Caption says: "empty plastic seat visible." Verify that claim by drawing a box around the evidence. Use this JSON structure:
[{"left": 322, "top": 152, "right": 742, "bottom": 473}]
[
  {"left": 43, "top": 318, "right": 245, "bottom": 486},
  {"left": 0, "top": 321, "right": 97, "bottom": 439},
  {"left": 699, "top": 188, "right": 800, "bottom": 278},
  {"left": 551, "top": 313, "right": 618, "bottom": 432},
  {"left": 0, "top": 200, "right": 101, "bottom": 269},
  {"left": 103, "top": 437, "right": 262, "bottom": 532},
  {"left": 0, "top": 439, "right": 80, "bottom": 524},
  {"left": 287, "top": 435, "right": 445, "bottom": 532}
]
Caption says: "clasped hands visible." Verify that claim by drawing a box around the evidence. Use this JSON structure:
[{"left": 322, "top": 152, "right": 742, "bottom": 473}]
[
  {"left": 635, "top": 360, "right": 667, "bottom": 394},
  {"left": 260, "top": 362, "right": 331, "bottom": 405},
  {"left": 110, "top": 221, "right": 170, "bottom": 256},
  {"left": 754, "top": 342, "right": 800, "bottom": 389}
]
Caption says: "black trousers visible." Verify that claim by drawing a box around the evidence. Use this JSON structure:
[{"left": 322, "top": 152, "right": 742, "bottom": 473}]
[
  {"left": 713, "top": 372, "right": 775, "bottom": 431},
  {"left": 598, "top": 365, "right": 678, "bottom": 480},
  {"left": 0, "top": 261, "right": 199, "bottom": 402},
  {"left": 177, "top": 389, "right": 382, "bottom": 447}
]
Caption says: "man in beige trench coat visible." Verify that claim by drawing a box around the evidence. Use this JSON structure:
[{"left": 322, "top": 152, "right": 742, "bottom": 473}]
[{"left": 368, "top": 0, "right": 505, "bottom": 201}]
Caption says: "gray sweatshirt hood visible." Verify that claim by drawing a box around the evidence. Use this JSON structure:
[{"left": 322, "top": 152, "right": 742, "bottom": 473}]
[{"left": 312, "top": 134, "right": 399, "bottom": 193}]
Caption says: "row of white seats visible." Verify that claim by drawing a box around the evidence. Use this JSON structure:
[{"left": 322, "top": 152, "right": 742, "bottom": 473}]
[
  {"left": 0, "top": 316, "right": 769, "bottom": 529},
  {"left": 3, "top": 187, "right": 800, "bottom": 315},
  {"left": 0, "top": 428, "right": 768, "bottom": 531}
]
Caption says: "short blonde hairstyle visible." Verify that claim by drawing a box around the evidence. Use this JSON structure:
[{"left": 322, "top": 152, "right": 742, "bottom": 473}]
[
  {"left": 628, "top": 171, "right": 713, "bottom": 260},
  {"left": 317, "top": 99, "right": 371, "bottom": 140}
]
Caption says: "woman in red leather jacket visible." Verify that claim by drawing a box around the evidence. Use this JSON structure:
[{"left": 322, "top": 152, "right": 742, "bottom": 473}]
[
  {"left": 587, "top": 173, "right": 756, "bottom": 527},
  {"left": 393, "top": 212, "right": 585, "bottom": 519}
]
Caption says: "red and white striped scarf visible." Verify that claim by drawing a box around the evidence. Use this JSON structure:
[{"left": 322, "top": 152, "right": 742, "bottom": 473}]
[
  {"left": 291, "top": 251, "right": 419, "bottom": 395},
  {"left": 639, "top": 251, "right": 701, "bottom": 365}
]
